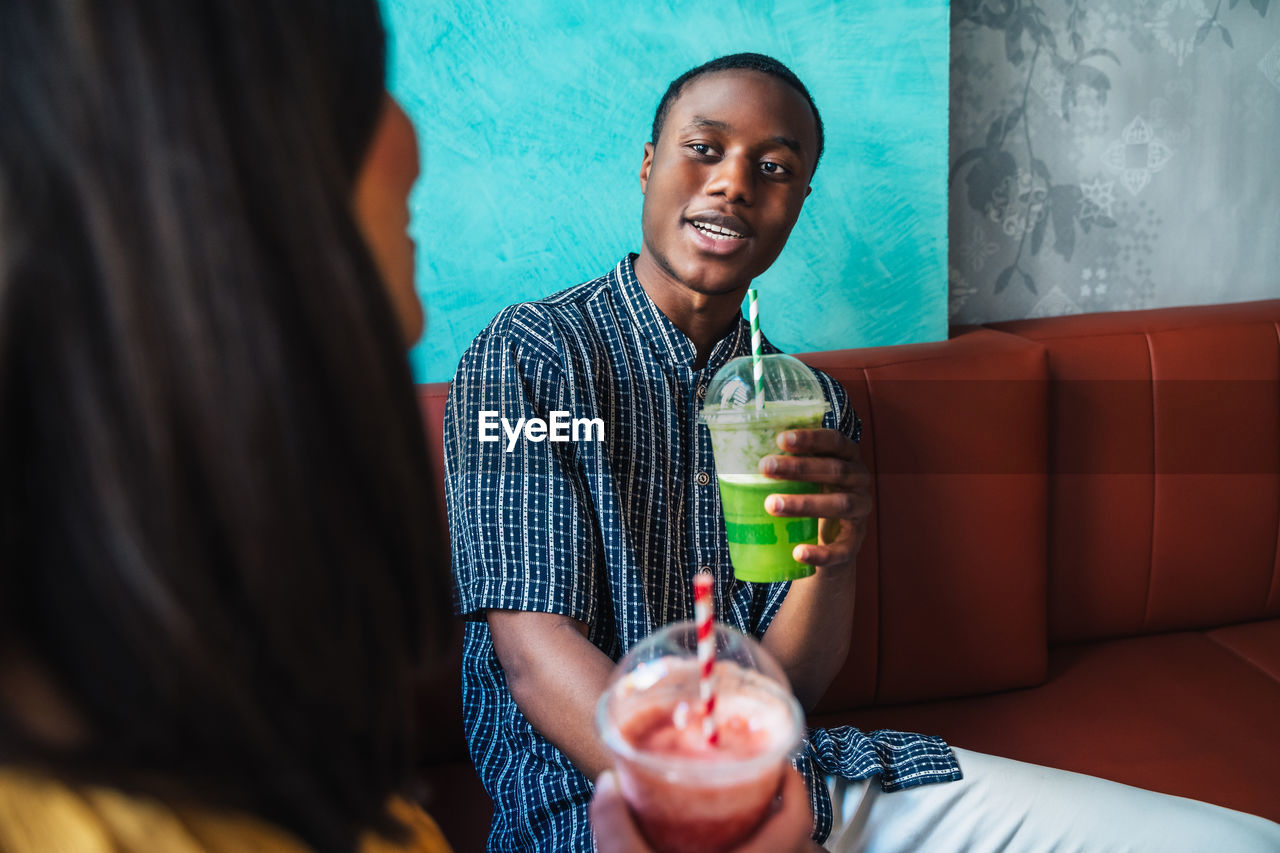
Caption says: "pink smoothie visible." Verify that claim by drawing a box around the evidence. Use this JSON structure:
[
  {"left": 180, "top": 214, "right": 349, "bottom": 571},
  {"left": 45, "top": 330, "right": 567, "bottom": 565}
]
[
  {"left": 623, "top": 704, "right": 773, "bottom": 759},
  {"left": 600, "top": 659, "right": 802, "bottom": 853}
]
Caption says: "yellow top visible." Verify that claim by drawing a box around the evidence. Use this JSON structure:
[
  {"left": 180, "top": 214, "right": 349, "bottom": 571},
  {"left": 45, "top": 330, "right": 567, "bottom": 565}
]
[{"left": 0, "top": 768, "right": 452, "bottom": 853}]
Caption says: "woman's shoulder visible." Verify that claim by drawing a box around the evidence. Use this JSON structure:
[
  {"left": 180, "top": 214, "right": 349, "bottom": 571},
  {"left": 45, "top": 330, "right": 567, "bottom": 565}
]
[
  {"left": 0, "top": 769, "right": 451, "bottom": 853},
  {"left": 0, "top": 766, "right": 303, "bottom": 853},
  {"left": 361, "top": 798, "right": 452, "bottom": 853}
]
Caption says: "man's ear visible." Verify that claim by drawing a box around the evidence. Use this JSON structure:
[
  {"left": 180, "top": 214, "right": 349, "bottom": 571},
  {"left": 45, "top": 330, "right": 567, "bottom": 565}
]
[
  {"left": 640, "top": 142, "right": 654, "bottom": 194},
  {"left": 805, "top": 185, "right": 812, "bottom": 199}
]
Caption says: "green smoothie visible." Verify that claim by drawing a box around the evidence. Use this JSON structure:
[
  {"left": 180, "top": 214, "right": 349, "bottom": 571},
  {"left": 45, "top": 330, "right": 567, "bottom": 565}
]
[
  {"left": 718, "top": 475, "right": 819, "bottom": 582},
  {"left": 704, "top": 400, "right": 828, "bottom": 583}
]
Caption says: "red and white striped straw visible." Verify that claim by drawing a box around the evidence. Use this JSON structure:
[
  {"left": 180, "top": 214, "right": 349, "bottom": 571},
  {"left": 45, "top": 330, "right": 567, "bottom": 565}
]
[{"left": 693, "top": 572, "right": 719, "bottom": 746}]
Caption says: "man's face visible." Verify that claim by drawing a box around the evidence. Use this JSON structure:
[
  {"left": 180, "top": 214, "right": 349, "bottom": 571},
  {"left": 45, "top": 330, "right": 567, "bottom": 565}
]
[{"left": 639, "top": 70, "right": 817, "bottom": 296}]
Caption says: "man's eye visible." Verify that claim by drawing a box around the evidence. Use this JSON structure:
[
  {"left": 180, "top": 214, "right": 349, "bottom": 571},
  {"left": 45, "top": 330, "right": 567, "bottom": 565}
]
[
  {"left": 689, "top": 143, "right": 713, "bottom": 156},
  {"left": 761, "top": 161, "right": 790, "bottom": 176}
]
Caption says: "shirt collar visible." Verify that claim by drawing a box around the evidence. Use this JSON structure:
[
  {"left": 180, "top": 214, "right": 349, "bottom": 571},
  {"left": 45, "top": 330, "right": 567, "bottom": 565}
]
[{"left": 611, "top": 255, "right": 749, "bottom": 373}]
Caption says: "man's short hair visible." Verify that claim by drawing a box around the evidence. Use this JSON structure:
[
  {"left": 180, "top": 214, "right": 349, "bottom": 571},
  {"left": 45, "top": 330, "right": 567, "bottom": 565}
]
[{"left": 650, "top": 52, "right": 824, "bottom": 176}]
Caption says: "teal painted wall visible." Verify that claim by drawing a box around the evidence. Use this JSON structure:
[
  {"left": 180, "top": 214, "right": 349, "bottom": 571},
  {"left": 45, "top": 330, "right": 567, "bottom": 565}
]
[{"left": 382, "top": 0, "right": 950, "bottom": 382}]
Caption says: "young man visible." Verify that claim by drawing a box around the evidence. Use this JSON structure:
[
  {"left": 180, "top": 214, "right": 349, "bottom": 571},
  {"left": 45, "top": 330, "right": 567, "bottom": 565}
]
[
  {"left": 446, "top": 54, "right": 1280, "bottom": 852},
  {"left": 446, "top": 52, "right": 954, "bottom": 851}
]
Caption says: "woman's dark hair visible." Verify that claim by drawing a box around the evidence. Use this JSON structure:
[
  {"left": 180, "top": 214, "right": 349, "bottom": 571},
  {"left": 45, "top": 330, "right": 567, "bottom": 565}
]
[
  {"left": 650, "top": 52, "right": 825, "bottom": 176},
  {"left": 0, "top": 2, "right": 450, "bottom": 851}
]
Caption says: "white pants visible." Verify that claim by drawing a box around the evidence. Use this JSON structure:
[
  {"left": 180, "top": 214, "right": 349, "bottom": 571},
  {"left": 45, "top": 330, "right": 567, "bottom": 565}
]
[{"left": 824, "top": 748, "right": 1280, "bottom": 853}]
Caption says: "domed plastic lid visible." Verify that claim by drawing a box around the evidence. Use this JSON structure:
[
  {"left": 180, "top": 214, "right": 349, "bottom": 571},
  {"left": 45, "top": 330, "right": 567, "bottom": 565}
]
[
  {"left": 594, "top": 621, "right": 804, "bottom": 778},
  {"left": 699, "top": 354, "right": 829, "bottom": 426}
]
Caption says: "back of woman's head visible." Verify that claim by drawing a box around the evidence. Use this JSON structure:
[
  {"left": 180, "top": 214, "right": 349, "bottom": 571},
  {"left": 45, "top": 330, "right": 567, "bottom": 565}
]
[{"left": 0, "top": 2, "right": 449, "bottom": 850}]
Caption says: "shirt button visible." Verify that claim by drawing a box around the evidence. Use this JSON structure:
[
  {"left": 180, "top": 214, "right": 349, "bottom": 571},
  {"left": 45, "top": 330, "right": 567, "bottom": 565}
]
[
  {"left": 699, "top": 565, "right": 711, "bottom": 575},
  {"left": 695, "top": 471, "right": 711, "bottom": 486},
  {"left": 696, "top": 385, "right": 707, "bottom": 400}
]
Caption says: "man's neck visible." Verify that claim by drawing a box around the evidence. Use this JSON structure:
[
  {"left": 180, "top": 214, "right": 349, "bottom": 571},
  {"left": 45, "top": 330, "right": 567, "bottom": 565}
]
[{"left": 632, "top": 252, "right": 747, "bottom": 370}]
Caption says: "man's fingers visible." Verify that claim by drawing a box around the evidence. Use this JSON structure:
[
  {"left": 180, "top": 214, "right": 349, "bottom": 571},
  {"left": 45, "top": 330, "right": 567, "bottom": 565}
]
[
  {"left": 761, "top": 453, "right": 855, "bottom": 484},
  {"left": 764, "top": 489, "right": 871, "bottom": 522},
  {"left": 774, "top": 427, "right": 859, "bottom": 459},
  {"left": 792, "top": 538, "right": 857, "bottom": 569}
]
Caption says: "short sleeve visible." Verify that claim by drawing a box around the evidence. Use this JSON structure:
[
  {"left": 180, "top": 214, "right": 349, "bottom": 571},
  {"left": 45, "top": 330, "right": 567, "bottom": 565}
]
[
  {"left": 444, "top": 305, "right": 602, "bottom": 623},
  {"left": 821, "top": 372, "right": 861, "bottom": 444}
]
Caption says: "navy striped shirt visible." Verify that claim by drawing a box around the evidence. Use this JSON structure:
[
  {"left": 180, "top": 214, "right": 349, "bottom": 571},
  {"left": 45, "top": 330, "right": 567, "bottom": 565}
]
[{"left": 445, "top": 256, "right": 960, "bottom": 851}]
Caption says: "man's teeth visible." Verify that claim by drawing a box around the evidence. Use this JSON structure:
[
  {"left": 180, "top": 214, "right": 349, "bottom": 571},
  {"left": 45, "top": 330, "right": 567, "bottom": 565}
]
[{"left": 692, "top": 221, "right": 744, "bottom": 240}]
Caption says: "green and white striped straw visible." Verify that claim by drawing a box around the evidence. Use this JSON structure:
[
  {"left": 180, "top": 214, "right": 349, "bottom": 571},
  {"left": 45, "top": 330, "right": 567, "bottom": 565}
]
[{"left": 748, "top": 288, "right": 764, "bottom": 411}]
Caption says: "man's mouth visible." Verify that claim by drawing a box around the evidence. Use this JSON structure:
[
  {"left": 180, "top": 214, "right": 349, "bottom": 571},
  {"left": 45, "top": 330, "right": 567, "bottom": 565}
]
[
  {"left": 685, "top": 211, "right": 753, "bottom": 248},
  {"left": 690, "top": 220, "right": 746, "bottom": 241}
]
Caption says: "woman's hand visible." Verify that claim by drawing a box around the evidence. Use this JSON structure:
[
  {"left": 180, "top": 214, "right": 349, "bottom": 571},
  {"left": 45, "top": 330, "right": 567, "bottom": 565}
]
[{"left": 590, "top": 766, "right": 816, "bottom": 853}]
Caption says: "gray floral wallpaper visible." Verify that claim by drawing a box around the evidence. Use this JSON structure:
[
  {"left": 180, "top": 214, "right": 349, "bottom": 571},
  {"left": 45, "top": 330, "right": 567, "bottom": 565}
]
[{"left": 949, "top": 0, "right": 1280, "bottom": 323}]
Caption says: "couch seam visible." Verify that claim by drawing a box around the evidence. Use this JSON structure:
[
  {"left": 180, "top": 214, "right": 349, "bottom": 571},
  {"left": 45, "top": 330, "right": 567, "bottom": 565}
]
[
  {"left": 863, "top": 366, "right": 884, "bottom": 704},
  {"left": 813, "top": 351, "right": 1034, "bottom": 372},
  {"left": 1269, "top": 321, "right": 1280, "bottom": 611},
  {"left": 1202, "top": 629, "right": 1280, "bottom": 686},
  {"left": 800, "top": 329, "right": 1044, "bottom": 372},
  {"left": 1142, "top": 332, "right": 1157, "bottom": 632},
  {"left": 989, "top": 311, "right": 1280, "bottom": 343}
]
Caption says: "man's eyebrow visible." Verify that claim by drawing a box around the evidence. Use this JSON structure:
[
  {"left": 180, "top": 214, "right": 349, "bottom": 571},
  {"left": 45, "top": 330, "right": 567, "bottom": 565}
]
[
  {"left": 681, "top": 117, "right": 805, "bottom": 158},
  {"left": 772, "top": 135, "right": 803, "bottom": 155},
  {"left": 683, "top": 117, "right": 731, "bottom": 132}
]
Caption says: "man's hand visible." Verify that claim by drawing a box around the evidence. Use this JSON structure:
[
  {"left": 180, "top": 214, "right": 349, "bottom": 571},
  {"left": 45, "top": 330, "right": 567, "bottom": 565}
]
[
  {"left": 760, "top": 428, "right": 872, "bottom": 570},
  {"left": 590, "top": 767, "right": 817, "bottom": 853}
]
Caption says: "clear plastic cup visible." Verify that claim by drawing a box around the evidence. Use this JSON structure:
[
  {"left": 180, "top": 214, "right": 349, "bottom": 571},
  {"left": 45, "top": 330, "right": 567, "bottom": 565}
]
[
  {"left": 700, "top": 355, "right": 829, "bottom": 582},
  {"left": 595, "top": 621, "right": 804, "bottom": 853}
]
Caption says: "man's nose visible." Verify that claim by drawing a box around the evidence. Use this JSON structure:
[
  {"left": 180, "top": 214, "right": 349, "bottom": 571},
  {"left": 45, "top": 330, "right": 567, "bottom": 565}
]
[{"left": 704, "top": 155, "right": 754, "bottom": 205}]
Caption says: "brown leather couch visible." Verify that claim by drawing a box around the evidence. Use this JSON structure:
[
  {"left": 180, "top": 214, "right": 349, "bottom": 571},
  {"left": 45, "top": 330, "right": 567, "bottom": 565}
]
[{"left": 415, "top": 298, "right": 1280, "bottom": 851}]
